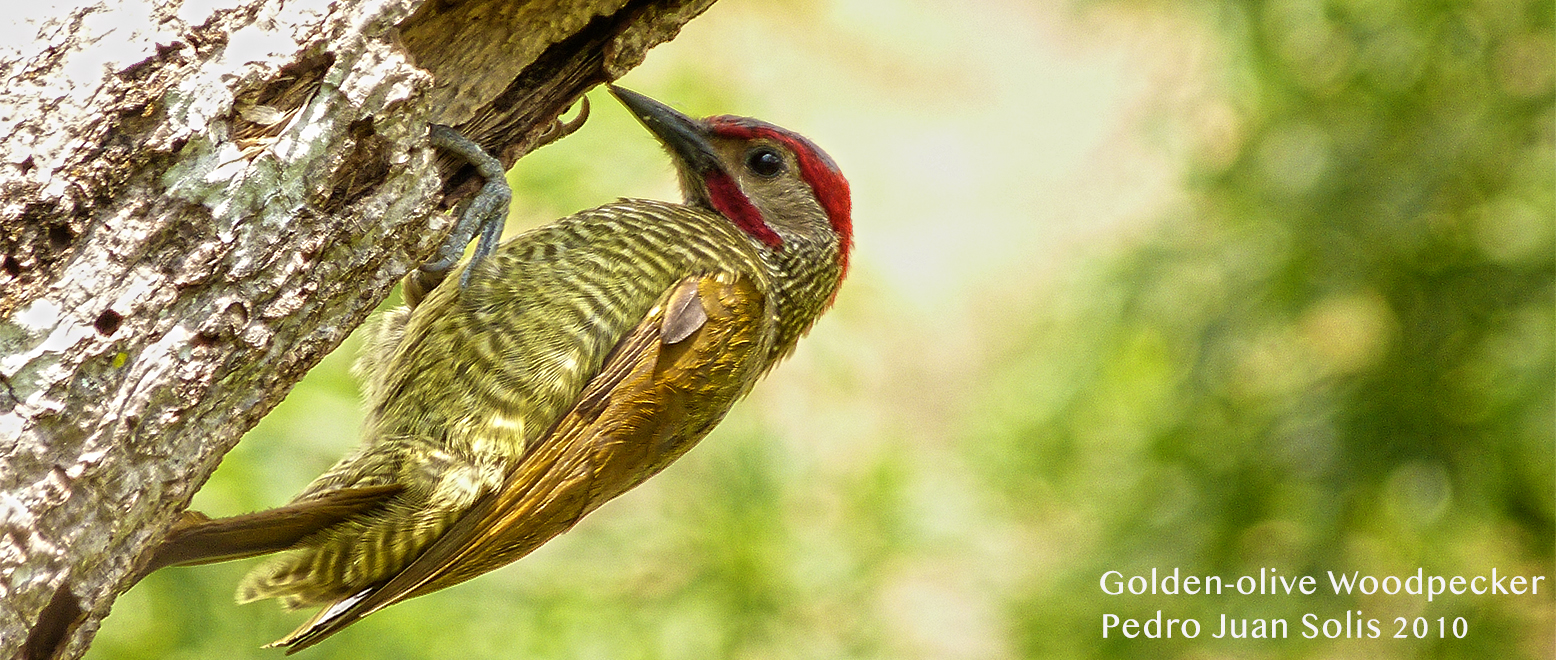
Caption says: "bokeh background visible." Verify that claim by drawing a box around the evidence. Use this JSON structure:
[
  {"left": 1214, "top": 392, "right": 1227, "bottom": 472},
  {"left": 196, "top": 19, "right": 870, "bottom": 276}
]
[{"left": 96, "top": 0, "right": 1552, "bottom": 658}]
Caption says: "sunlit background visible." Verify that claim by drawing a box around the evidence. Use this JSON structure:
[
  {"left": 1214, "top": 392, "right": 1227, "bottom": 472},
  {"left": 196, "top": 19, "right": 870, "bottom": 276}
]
[{"left": 97, "top": 0, "right": 1552, "bottom": 658}]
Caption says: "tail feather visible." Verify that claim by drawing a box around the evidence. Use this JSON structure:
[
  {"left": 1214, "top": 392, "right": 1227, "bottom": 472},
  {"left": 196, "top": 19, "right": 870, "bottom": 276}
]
[
  {"left": 139, "top": 485, "right": 402, "bottom": 579},
  {"left": 235, "top": 488, "right": 468, "bottom": 608}
]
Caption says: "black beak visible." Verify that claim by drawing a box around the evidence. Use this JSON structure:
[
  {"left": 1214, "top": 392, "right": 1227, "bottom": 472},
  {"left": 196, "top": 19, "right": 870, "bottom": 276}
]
[{"left": 608, "top": 85, "right": 722, "bottom": 173}]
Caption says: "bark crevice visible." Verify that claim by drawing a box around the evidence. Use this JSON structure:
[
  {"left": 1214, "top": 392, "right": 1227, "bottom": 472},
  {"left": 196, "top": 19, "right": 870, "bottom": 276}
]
[{"left": 0, "top": 0, "right": 717, "bottom": 656}]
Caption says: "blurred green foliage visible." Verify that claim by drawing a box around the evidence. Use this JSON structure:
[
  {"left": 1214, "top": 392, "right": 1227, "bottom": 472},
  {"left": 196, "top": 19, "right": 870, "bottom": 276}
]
[
  {"left": 94, "top": 0, "right": 1549, "bottom": 658},
  {"left": 993, "top": 0, "right": 1553, "bottom": 658}
]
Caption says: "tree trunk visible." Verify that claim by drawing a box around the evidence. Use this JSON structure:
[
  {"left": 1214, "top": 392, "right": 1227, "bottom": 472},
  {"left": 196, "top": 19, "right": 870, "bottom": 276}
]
[{"left": 0, "top": 0, "right": 714, "bottom": 657}]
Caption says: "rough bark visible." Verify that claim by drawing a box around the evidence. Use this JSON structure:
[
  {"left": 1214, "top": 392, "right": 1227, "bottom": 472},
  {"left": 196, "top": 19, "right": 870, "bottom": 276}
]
[{"left": 0, "top": 0, "right": 715, "bottom": 657}]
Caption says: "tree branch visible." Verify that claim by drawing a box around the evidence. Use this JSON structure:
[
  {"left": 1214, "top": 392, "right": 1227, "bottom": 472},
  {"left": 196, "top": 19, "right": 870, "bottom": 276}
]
[{"left": 0, "top": 0, "right": 715, "bottom": 657}]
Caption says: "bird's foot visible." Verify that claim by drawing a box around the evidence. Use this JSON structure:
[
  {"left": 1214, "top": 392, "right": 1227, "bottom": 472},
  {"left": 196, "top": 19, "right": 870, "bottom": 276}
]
[
  {"left": 408, "top": 99, "right": 591, "bottom": 306},
  {"left": 416, "top": 125, "right": 510, "bottom": 293},
  {"left": 533, "top": 96, "right": 591, "bottom": 151}
]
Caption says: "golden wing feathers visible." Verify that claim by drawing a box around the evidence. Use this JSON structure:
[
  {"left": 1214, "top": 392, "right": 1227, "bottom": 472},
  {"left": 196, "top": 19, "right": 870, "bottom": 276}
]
[{"left": 272, "top": 272, "right": 770, "bottom": 651}]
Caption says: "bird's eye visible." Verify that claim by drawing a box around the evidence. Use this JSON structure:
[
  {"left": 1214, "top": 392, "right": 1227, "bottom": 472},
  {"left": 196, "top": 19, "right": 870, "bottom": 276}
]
[{"left": 745, "top": 147, "right": 785, "bottom": 177}]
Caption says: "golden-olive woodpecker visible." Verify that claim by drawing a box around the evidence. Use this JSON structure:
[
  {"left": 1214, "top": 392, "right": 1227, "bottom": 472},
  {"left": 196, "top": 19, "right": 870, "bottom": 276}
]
[{"left": 147, "top": 85, "right": 852, "bottom": 651}]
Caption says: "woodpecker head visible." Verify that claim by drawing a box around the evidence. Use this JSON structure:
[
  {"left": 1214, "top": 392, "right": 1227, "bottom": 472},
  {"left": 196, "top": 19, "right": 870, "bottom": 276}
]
[{"left": 609, "top": 85, "right": 852, "bottom": 278}]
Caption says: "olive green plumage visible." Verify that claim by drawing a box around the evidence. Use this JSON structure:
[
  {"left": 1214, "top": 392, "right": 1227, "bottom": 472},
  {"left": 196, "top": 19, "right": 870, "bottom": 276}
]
[
  {"left": 237, "top": 199, "right": 835, "bottom": 608},
  {"left": 148, "top": 85, "right": 851, "bottom": 651}
]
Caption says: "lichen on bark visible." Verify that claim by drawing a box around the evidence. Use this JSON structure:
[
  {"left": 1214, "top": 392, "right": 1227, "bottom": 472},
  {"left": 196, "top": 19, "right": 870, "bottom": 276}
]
[{"left": 0, "top": 0, "right": 716, "bottom": 657}]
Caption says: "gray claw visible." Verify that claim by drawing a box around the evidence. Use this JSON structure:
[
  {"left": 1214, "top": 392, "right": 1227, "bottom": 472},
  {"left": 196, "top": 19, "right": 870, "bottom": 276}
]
[
  {"left": 425, "top": 124, "right": 511, "bottom": 289},
  {"left": 421, "top": 100, "right": 587, "bottom": 291}
]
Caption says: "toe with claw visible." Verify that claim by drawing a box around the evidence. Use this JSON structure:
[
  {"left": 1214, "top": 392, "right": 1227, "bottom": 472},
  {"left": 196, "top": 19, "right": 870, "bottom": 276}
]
[{"left": 410, "top": 98, "right": 590, "bottom": 303}]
